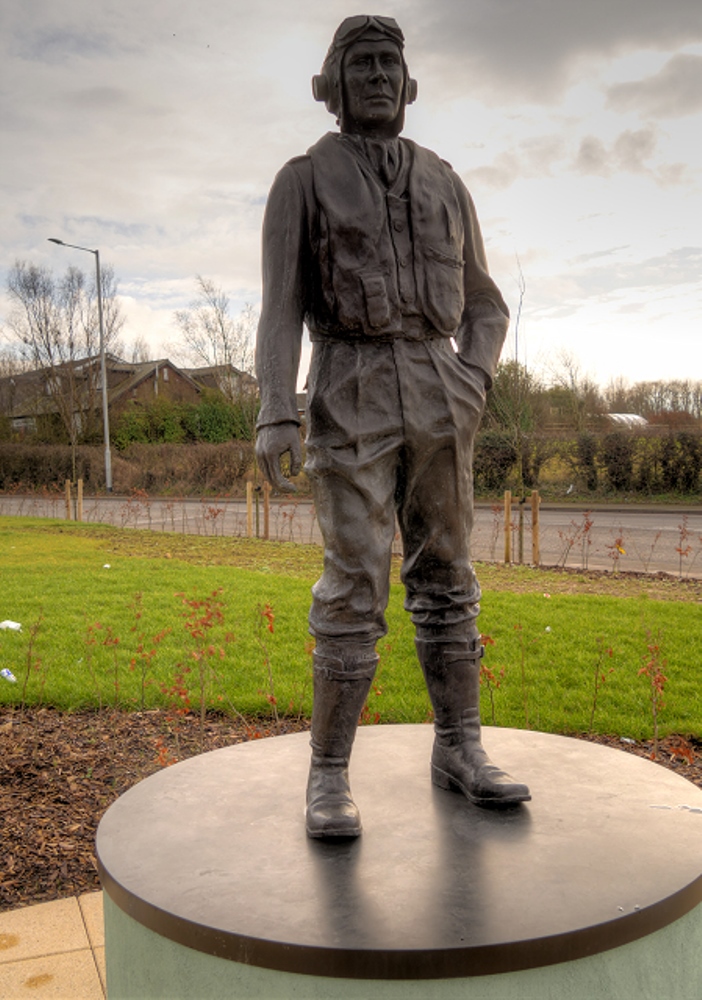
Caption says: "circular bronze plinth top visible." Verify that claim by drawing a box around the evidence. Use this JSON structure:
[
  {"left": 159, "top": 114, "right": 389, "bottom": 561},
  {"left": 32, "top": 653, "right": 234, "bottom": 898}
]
[{"left": 97, "top": 726, "right": 702, "bottom": 979}]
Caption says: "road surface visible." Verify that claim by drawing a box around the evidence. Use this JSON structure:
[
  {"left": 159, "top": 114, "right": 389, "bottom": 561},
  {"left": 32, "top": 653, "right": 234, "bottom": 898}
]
[{"left": 1, "top": 493, "right": 700, "bottom": 578}]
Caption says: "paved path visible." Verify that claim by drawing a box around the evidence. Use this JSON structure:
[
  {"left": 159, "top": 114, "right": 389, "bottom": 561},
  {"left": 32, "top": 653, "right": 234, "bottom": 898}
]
[
  {"left": 1, "top": 494, "right": 701, "bottom": 578},
  {"left": 0, "top": 893, "right": 105, "bottom": 999}
]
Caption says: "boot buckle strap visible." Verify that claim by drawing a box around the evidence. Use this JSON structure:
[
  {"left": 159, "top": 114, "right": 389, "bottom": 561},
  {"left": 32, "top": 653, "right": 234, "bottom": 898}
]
[{"left": 313, "top": 652, "right": 378, "bottom": 681}]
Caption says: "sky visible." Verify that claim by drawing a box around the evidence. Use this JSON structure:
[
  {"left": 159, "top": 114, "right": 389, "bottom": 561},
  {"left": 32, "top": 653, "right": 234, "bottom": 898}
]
[{"left": 1, "top": 0, "right": 701, "bottom": 390}]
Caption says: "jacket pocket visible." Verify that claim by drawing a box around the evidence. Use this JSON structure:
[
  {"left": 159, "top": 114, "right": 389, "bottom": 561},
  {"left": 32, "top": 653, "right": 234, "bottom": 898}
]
[
  {"left": 424, "top": 244, "right": 463, "bottom": 269},
  {"left": 422, "top": 243, "right": 465, "bottom": 334},
  {"left": 359, "top": 271, "right": 392, "bottom": 330}
]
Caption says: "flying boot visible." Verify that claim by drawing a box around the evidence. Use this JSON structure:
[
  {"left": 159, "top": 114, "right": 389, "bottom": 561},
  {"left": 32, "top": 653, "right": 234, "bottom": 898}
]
[
  {"left": 305, "top": 640, "right": 378, "bottom": 838},
  {"left": 416, "top": 629, "right": 530, "bottom": 806}
]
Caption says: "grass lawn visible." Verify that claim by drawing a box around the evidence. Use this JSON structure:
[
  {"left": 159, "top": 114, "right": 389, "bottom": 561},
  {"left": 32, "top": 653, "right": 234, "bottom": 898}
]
[{"left": 1, "top": 517, "right": 700, "bottom": 740}]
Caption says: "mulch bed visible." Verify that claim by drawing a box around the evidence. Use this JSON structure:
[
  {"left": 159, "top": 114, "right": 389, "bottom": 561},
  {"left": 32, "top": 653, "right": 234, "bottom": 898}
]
[
  {"left": 1, "top": 708, "right": 700, "bottom": 913},
  {"left": 0, "top": 708, "right": 309, "bottom": 912}
]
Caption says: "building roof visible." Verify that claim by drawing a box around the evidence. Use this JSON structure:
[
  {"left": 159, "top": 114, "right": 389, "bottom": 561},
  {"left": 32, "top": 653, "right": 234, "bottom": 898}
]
[
  {"left": 606, "top": 413, "right": 648, "bottom": 428},
  {"left": 182, "top": 364, "right": 257, "bottom": 393},
  {"left": 1, "top": 355, "right": 258, "bottom": 424}
]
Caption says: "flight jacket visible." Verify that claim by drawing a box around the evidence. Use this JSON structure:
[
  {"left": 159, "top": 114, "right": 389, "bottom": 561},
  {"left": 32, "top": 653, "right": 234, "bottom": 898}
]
[{"left": 256, "top": 132, "right": 509, "bottom": 428}]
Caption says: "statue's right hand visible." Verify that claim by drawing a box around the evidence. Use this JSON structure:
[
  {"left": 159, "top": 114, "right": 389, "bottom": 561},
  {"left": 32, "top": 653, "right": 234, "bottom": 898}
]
[{"left": 255, "top": 423, "right": 302, "bottom": 492}]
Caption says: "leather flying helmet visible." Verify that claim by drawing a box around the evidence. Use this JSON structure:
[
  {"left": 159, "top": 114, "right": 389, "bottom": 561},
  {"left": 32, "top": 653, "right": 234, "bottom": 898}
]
[{"left": 312, "top": 15, "right": 418, "bottom": 127}]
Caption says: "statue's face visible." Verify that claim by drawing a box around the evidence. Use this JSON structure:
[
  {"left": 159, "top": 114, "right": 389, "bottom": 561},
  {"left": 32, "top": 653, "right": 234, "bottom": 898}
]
[{"left": 341, "top": 38, "right": 404, "bottom": 135}]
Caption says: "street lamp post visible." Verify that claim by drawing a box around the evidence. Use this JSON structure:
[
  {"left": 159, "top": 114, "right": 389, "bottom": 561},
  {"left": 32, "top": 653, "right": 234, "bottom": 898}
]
[{"left": 48, "top": 238, "right": 113, "bottom": 492}]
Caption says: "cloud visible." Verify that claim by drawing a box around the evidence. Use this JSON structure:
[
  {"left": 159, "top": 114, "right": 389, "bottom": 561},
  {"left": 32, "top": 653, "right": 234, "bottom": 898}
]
[
  {"left": 513, "top": 246, "right": 702, "bottom": 328},
  {"left": 612, "top": 128, "right": 658, "bottom": 171},
  {"left": 465, "top": 134, "right": 566, "bottom": 188},
  {"left": 467, "top": 152, "right": 522, "bottom": 190},
  {"left": 472, "top": 125, "right": 678, "bottom": 189},
  {"left": 573, "top": 136, "right": 610, "bottom": 176},
  {"left": 573, "top": 127, "right": 668, "bottom": 177},
  {"left": 408, "top": 0, "right": 702, "bottom": 102},
  {"left": 655, "top": 162, "right": 690, "bottom": 186},
  {"left": 568, "top": 246, "right": 702, "bottom": 298},
  {"left": 63, "top": 85, "right": 144, "bottom": 113},
  {"left": 571, "top": 246, "right": 631, "bottom": 265},
  {"left": 13, "top": 25, "right": 119, "bottom": 63},
  {"left": 607, "top": 53, "right": 702, "bottom": 118}
]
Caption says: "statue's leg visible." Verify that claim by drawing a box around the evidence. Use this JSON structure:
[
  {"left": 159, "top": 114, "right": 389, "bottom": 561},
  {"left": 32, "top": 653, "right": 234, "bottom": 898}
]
[
  {"left": 304, "top": 341, "right": 402, "bottom": 837},
  {"left": 396, "top": 339, "right": 530, "bottom": 806},
  {"left": 306, "top": 640, "right": 378, "bottom": 838}
]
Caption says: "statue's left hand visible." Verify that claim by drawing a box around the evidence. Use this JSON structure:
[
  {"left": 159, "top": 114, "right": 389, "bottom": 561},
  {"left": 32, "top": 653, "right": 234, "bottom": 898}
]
[{"left": 256, "top": 422, "right": 302, "bottom": 492}]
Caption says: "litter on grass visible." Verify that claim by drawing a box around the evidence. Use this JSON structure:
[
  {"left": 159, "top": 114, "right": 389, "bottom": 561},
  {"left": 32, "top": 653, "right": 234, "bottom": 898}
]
[
  {"left": 1, "top": 668, "right": 17, "bottom": 683},
  {"left": 0, "top": 621, "right": 21, "bottom": 631}
]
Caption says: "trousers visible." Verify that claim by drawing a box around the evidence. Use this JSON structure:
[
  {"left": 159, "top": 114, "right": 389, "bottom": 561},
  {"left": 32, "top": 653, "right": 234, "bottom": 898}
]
[{"left": 305, "top": 336, "right": 486, "bottom": 644}]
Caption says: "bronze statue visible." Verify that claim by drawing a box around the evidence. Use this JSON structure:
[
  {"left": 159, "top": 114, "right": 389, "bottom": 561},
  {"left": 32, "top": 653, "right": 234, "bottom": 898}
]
[{"left": 256, "top": 15, "right": 530, "bottom": 839}]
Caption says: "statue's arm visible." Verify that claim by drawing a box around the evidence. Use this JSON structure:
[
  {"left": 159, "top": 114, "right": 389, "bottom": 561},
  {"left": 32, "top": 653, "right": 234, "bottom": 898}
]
[
  {"left": 255, "top": 163, "right": 308, "bottom": 490},
  {"left": 453, "top": 178, "right": 509, "bottom": 390}
]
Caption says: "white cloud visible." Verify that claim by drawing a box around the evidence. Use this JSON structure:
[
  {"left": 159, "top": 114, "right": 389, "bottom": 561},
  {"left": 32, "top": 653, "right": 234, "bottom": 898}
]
[
  {"left": 574, "top": 127, "right": 661, "bottom": 177},
  {"left": 405, "top": 0, "right": 702, "bottom": 103},
  {"left": 574, "top": 136, "right": 611, "bottom": 176},
  {"left": 607, "top": 52, "right": 702, "bottom": 118},
  {"left": 613, "top": 128, "right": 658, "bottom": 172}
]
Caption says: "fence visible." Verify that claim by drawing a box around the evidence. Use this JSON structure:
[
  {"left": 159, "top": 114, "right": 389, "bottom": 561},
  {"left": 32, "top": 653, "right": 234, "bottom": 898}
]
[{"left": 3, "top": 488, "right": 701, "bottom": 578}]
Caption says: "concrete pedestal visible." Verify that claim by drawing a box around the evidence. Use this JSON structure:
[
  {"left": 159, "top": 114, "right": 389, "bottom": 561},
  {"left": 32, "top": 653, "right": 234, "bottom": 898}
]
[{"left": 97, "top": 726, "right": 702, "bottom": 998}]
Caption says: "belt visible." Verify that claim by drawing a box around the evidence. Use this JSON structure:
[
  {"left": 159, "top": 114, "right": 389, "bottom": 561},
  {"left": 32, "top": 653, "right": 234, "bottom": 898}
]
[{"left": 310, "top": 315, "right": 448, "bottom": 344}]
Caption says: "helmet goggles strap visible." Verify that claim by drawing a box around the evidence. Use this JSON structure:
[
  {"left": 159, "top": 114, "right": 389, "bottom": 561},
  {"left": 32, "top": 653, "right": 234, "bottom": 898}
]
[{"left": 331, "top": 15, "right": 405, "bottom": 52}]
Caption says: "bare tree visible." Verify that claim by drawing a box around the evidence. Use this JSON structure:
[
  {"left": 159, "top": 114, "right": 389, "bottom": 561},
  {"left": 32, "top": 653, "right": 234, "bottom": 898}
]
[
  {"left": 129, "top": 334, "right": 152, "bottom": 364},
  {"left": 546, "top": 350, "right": 604, "bottom": 433},
  {"left": 0, "top": 345, "right": 29, "bottom": 378},
  {"left": 173, "top": 276, "right": 256, "bottom": 384},
  {"left": 603, "top": 377, "right": 702, "bottom": 422},
  {"left": 603, "top": 376, "right": 634, "bottom": 414},
  {"left": 5, "top": 259, "right": 125, "bottom": 473},
  {"left": 512, "top": 254, "right": 526, "bottom": 366},
  {"left": 7, "top": 260, "right": 123, "bottom": 366}
]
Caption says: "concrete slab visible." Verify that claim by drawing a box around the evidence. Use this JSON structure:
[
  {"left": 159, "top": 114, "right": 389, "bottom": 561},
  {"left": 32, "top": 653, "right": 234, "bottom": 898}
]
[
  {"left": 0, "top": 949, "right": 104, "bottom": 999},
  {"left": 0, "top": 897, "right": 88, "bottom": 964},
  {"left": 93, "top": 946, "right": 106, "bottom": 994},
  {"left": 78, "top": 892, "right": 104, "bottom": 950}
]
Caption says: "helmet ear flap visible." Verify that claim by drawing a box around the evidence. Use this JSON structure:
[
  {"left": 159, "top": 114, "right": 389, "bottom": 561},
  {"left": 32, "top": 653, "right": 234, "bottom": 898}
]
[
  {"left": 407, "top": 78, "right": 418, "bottom": 104},
  {"left": 312, "top": 74, "right": 330, "bottom": 102}
]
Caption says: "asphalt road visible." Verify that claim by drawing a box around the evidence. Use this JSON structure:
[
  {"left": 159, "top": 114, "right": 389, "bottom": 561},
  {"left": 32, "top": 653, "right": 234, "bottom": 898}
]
[{"left": 1, "top": 493, "right": 700, "bottom": 578}]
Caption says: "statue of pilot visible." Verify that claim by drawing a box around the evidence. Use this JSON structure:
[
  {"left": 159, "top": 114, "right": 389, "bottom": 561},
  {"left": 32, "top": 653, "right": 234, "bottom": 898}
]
[{"left": 255, "top": 14, "right": 530, "bottom": 838}]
